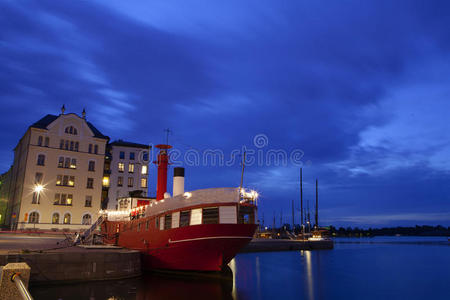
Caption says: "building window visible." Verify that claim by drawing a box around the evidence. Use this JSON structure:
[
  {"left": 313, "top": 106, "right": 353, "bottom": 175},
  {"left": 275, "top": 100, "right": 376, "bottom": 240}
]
[
  {"left": 102, "top": 177, "right": 110, "bottom": 187},
  {"left": 179, "top": 210, "right": 190, "bottom": 227},
  {"left": 119, "top": 151, "right": 125, "bottom": 159},
  {"left": 70, "top": 141, "right": 74, "bottom": 151},
  {"left": 87, "top": 178, "right": 94, "bottom": 189},
  {"left": 143, "top": 151, "right": 148, "bottom": 161},
  {"left": 141, "top": 165, "right": 148, "bottom": 175},
  {"left": 35, "top": 172, "right": 43, "bottom": 184},
  {"left": 32, "top": 192, "right": 40, "bottom": 204},
  {"left": 82, "top": 214, "right": 92, "bottom": 225},
  {"left": 88, "top": 144, "right": 93, "bottom": 153},
  {"left": 28, "top": 212, "right": 39, "bottom": 224},
  {"left": 94, "top": 145, "right": 98, "bottom": 154},
  {"left": 85, "top": 196, "right": 92, "bottom": 207},
  {"left": 202, "top": 207, "right": 219, "bottom": 224},
  {"left": 117, "top": 176, "right": 123, "bottom": 187},
  {"left": 128, "top": 163, "right": 134, "bottom": 173},
  {"left": 56, "top": 175, "right": 74, "bottom": 187},
  {"left": 65, "top": 140, "right": 69, "bottom": 150},
  {"left": 37, "top": 154, "right": 45, "bottom": 166},
  {"left": 88, "top": 161, "right": 95, "bottom": 172},
  {"left": 58, "top": 157, "right": 64, "bottom": 168},
  {"left": 65, "top": 126, "right": 78, "bottom": 135},
  {"left": 60, "top": 139, "right": 64, "bottom": 149},
  {"left": 63, "top": 213, "right": 71, "bottom": 224},
  {"left": 71, "top": 158, "right": 77, "bottom": 169},
  {"left": 52, "top": 213, "right": 59, "bottom": 224},
  {"left": 65, "top": 157, "right": 70, "bottom": 168},
  {"left": 75, "top": 142, "right": 79, "bottom": 152},
  {"left": 128, "top": 177, "right": 134, "bottom": 187},
  {"left": 54, "top": 193, "right": 73, "bottom": 205},
  {"left": 118, "top": 162, "right": 124, "bottom": 172},
  {"left": 38, "top": 136, "right": 43, "bottom": 146},
  {"left": 164, "top": 214, "right": 172, "bottom": 230},
  {"left": 44, "top": 137, "right": 49, "bottom": 147},
  {"left": 129, "top": 152, "right": 135, "bottom": 160},
  {"left": 141, "top": 178, "right": 147, "bottom": 188}
]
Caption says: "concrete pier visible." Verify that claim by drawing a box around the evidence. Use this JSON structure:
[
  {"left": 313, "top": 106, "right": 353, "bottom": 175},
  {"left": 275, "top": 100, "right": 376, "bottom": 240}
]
[{"left": 0, "top": 262, "right": 31, "bottom": 300}]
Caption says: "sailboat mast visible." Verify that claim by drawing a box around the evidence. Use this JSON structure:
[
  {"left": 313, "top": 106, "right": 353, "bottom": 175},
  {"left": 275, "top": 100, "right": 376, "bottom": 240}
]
[{"left": 315, "top": 179, "right": 319, "bottom": 229}]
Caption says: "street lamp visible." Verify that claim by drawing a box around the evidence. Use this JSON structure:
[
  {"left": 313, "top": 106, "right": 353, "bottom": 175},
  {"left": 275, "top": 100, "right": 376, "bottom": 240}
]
[{"left": 34, "top": 184, "right": 43, "bottom": 204}]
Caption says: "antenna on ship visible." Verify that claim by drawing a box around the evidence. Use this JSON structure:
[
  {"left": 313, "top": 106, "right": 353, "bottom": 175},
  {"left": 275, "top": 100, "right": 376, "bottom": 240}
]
[
  {"left": 300, "top": 168, "right": 304, "bottom": 236},
  {"left": 239, "top": 151, "right": 246, "bottom": 191},
  {"left": 164, "top": 128, "right": 172, "bottom": 145},
  {"left": 315, "top": 179, "right": 319, "bottom": 230}
]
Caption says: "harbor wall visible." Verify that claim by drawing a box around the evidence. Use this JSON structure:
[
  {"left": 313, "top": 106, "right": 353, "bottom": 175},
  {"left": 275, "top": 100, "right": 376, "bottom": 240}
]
[{"left": 0, "top": 250, "right": 141, "bottom": 284}]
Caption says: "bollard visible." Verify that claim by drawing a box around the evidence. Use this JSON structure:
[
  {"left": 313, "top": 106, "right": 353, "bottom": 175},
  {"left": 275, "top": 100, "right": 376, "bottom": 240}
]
[{"left": 0, "top": 262, "right": 32, "bottom": 300}]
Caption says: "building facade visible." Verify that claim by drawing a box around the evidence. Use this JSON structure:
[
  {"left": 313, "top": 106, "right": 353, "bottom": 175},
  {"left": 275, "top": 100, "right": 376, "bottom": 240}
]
[
  {"left": 0, "top": 167, "right": 12, "bottom": 226},
  {"left": 106, "top": 140, "right": 150, "bottom": 210},
  {"left": 7, "top": 109, "right": 108, "bottom": 230}
]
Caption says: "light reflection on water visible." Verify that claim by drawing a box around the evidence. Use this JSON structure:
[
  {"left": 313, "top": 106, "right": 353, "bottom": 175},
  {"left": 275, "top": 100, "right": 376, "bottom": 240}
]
[{"left": 31, "top": 237, "right": 450, "bottom": 300}]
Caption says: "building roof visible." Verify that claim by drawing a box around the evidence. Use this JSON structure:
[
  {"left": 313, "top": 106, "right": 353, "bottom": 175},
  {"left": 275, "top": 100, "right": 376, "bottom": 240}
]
[
  {"left": 109, "top": 140, "right": 151, "bottom": 149},
  {"left": 30, "top": 114, "right": 109, "bottom": 140}
]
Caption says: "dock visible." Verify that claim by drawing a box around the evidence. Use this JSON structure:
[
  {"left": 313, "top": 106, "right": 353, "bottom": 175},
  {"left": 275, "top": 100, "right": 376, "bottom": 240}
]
[{"left": 240, "top": 238, "right": 334, "bottom": 252}]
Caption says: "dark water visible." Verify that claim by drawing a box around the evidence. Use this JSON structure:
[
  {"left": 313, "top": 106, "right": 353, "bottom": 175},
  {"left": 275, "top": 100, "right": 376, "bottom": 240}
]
[{"left": 31, "top": 237, "right": 450, "bottom": 300}]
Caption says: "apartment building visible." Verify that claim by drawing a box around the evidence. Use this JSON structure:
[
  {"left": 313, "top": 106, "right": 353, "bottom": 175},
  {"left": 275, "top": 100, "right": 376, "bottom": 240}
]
[
  {"left": 7, "top": 108, "right": 108, "bottom": 230},
  {"left": 105, "top": 140, "right": 151, "bottom": 210}
]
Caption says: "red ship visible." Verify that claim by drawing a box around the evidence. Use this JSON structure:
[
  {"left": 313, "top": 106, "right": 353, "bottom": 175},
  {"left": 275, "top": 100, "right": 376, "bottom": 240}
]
[{"left": 100, "top": 144, "right": 258, "bottom": 272}]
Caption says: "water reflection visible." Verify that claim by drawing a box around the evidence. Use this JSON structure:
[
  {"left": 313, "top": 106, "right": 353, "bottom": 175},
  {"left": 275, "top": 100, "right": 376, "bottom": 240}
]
[
  {"left": 302, "top": 250, "right": 314, "bottom": 300},
  {"left": 31, "top": 272, "right": 233, "bottom": 300}
]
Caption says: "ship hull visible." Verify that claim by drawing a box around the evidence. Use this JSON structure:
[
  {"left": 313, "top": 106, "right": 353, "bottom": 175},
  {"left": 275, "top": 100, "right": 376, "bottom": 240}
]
[{"left": 102, "top": 221, "right": 256, "bottom": 272}]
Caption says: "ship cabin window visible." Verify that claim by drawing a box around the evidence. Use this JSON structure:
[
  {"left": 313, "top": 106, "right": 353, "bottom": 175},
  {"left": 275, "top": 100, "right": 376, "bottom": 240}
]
[
  {"left": 164, "top": 214, "right": 172, "bottom": 230},
  {"left": 156, "top": 217, "right": 159, "bottom": 229},
  {"left": 179, "top": 210, "right": 190, "bottom": 227},
  {"left": 146, "top": 220, "right": 149, "bottom": 230},
  {"left": 238, "top": 206, "right": 255, "bottom": 224},
  {"left": 160, "top": 216, "right": 164, "bottom": 230},
  {"left": 202, "top": 207, "right": 219, "bottom": 224}
]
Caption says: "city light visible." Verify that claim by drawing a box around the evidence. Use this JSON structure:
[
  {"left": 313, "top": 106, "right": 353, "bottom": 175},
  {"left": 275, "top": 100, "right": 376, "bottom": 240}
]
[{"left": 34, "top": 184, "right": 44, "bottom": 193}]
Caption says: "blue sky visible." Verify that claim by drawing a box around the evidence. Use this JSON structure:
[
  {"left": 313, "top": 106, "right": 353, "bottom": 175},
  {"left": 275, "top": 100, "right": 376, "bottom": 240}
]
[{"left": 1, "top": 0, "right": 450, "bottom": 227}]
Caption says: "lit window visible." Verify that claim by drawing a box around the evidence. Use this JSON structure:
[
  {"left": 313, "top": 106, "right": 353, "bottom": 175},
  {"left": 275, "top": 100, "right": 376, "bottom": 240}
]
[
  {"left": 102, "top": 177, "right": 110, "bottom": 187},
  {"left": 141, "top": 165, "right": 148, "bottom": 175},
  {"left": 118, "top": 162, "right": 124, "bottom": 172},
  {"left": 117, "top": 176, "right": 123, "bottom": 187},
  {"left": 56, "top": 175, "right": 62, "bottom": 186},
  {"left": 128, "top": 163, "right": 134, "bottom": 173},
  {"left": 58, "top": 157, "right": 64, "bottom": 168},
  {"left": 52, "top": 213, "right": 59, "bottom": 224},
  {"left": 141, "top": 178, "right": 147, "bottom": 188},
  {"left": 70, "top": 158, "right": 77, "bottom": 169},
  {"left": 67, "top": 194, "right": 73, "bottom": 205},
  {"left": 63, "top": 213, "right": 71, "bottom": 224},
  {"left": 68, "top": 176, "right": 75, "bottom": 187}
]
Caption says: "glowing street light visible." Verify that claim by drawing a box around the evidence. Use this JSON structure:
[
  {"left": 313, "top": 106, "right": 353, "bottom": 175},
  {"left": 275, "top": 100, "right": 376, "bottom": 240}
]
[{"left": 34, "top": 184, "right": 44, "bottom": 204}]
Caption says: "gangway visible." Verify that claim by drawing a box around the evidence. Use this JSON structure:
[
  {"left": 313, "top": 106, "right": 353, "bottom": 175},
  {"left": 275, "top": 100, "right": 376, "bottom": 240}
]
[{"left": 73, "top": 215, "right": 104, "bottom": 245}]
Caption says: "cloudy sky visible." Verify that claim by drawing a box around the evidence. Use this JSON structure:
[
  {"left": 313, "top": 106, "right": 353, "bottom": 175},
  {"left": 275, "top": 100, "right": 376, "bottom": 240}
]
[{"left": 1, "top": 0, "right": 450, "bottom": 227}]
